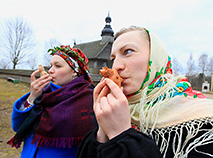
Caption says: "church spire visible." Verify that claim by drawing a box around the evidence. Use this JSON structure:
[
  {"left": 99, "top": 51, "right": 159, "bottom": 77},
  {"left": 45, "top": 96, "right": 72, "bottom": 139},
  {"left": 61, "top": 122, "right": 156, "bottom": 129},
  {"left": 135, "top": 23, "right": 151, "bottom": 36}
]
[{"left": 101, "top": 13, "right": 114, "bottom": 42}]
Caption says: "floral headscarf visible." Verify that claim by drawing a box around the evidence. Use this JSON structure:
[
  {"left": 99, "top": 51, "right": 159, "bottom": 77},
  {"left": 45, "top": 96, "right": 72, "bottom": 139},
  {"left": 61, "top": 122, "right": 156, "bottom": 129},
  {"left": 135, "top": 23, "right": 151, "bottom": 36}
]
[
  {"left": 48, "top": 45, "right": 91, "bottom": 82},
  {"left": 128, "top": 27, "right": 213, "bottom": 157}
]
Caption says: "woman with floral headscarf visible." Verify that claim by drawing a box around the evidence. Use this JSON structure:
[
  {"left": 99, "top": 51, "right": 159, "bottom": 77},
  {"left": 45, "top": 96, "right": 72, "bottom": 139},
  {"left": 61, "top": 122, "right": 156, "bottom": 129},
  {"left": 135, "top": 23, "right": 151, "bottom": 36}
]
[
  {"left": 7, "top": 45, "right": 96, "bottom": 158},
  {"left": 76, "top": 26, "right": 213, "bottom": 158}
]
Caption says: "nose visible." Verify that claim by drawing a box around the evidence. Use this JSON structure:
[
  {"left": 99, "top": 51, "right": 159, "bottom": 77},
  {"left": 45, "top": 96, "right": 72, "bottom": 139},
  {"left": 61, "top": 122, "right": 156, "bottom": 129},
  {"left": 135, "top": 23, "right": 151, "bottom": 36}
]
[
  {"left": 48, "top": 66, "right": 54, "bottom": 74},
  {"left": 112, "top": 57, "right": 124, "bottom": 73}
]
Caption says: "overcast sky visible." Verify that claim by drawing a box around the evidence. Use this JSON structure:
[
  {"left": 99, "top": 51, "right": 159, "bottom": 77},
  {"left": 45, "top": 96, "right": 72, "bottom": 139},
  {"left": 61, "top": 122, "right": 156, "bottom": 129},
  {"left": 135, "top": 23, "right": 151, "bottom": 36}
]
[{"left": 0, "top": 0, "right": 212, "bottom": 71}]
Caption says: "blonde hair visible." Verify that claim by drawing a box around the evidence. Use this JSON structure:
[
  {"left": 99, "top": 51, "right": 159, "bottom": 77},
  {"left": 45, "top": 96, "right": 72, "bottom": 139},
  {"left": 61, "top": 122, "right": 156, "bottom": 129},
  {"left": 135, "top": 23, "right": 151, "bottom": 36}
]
[{"left": 114, "top": 26, "right": 150, "bottom": 43}]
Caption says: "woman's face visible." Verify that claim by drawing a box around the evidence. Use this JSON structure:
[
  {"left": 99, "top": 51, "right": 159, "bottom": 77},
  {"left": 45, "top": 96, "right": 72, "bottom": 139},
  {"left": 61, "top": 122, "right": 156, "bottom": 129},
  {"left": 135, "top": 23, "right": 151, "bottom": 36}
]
[
  {"left": 49, "top": 55, "right": 76, "bottom": 86},
  {"left": 111, "top": 30, "right": 150, "bottom": 95}
]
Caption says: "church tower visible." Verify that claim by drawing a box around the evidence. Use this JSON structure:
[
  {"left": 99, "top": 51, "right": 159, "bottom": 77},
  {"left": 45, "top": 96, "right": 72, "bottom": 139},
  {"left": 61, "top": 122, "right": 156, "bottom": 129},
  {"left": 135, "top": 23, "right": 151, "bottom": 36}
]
[
  {"left": 74, "top": 13, "right": 114, "bottom": 83},
  {"left": 101, "top": 13, "right": 114, "bottom": 43}
]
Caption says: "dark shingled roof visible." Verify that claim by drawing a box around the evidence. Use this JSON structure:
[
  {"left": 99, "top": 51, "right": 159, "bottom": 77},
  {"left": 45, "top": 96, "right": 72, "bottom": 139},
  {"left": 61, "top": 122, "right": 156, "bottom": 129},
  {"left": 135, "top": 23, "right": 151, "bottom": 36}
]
[{"left": 74, "top": 40, "right": 111, "bottom": 59}]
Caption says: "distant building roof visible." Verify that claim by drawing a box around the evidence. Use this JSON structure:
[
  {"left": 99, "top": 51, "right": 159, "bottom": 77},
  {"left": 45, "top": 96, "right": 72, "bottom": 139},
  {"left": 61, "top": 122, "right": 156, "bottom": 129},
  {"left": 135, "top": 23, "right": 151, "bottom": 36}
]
[
  {"left": 74, "top": 40, "right": 112, "bottom": 59},
  {"left": 74, "top": 14, "right": 114, "bottom": 60}
]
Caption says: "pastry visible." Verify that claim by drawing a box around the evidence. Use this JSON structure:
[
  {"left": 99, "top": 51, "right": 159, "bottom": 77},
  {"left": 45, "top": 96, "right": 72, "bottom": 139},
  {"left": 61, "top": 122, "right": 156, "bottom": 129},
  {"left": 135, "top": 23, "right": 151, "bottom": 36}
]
[
  {"left": 99, "top": 66, "right": 123, "bottom": 87},
  {"left": 38, "top": 65, "right": 48, "bottom": 77}
]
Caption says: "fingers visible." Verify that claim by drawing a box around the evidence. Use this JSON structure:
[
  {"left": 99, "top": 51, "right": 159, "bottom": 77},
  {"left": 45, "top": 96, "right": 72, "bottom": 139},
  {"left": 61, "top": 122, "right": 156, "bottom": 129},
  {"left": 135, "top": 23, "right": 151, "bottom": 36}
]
[
  {"left": 95, "top": 97, "right": 110, "bottom": 125},
  {"left": 93, "top": 79, "right": 109, "bottom": 102},
  {"left": 93, "top": 86, "right": 108, "bottom": 112},
  {"left": 31, "top": 70, "right": 40, "bottom": 82},
  {"left": 94, "top": 78, "right": 124, "bottom": 104},
  {"left": 93, "top": 78, "right": 130, "bottom": 140},
  {"left": 104, "top": 78, "right": 125, "bottom": 99},
  {"left": 106, "top": 93, "right": 117, "bottom": 107},
  {"left": 30, "top": 72, "right": 51, "bottom": 101},
  {"left": 31, "top": 73, "right": 51, "bottom": 86},
  {"left": 100, "top": 96, "right": 111, "bottom": 112},
  {"left": 98, "top": 93, "right": 122, "bottom": 113},
  {"left": 95, "top": 90, "right": 131, "bottom": 140},
  {"left": 37, "top": 76, "right": 51, "bottom": 88},
  {"left": 98, "top": 86, "right": 110, "bottom": 103},
  {"left": 93, "top": 78, "right": 125, "bottom": 115}
]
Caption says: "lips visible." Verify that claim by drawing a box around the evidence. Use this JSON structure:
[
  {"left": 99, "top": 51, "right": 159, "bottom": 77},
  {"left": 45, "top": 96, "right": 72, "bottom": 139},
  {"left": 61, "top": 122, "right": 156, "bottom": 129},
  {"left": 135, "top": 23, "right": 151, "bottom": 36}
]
[
  {"left": 119, "top": 75, "right": 128, "bottom": 80},
  {"left": 120, "top": 76, "right": 127, "bottom": 84},
  {"left": 119, "top": 73, "right": 129, "bottom": 84}
]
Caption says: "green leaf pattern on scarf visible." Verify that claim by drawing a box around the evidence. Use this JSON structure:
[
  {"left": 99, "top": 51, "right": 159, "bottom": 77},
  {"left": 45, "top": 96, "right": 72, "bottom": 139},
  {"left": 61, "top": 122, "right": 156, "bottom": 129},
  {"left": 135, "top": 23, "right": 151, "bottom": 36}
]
[
  {"left": 146, "top": 56, "right": 172, "bottom": 94},
  {"left": 140, "top": 60, "right": 152, "bottom": 90}
]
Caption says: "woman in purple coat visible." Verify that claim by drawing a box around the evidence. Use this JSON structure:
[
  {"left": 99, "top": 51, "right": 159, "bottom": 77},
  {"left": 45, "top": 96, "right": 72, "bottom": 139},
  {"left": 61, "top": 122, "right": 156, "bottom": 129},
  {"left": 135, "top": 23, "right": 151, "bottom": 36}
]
[{"left": 8, "top": 45, "right": 96, "bottom": 158}]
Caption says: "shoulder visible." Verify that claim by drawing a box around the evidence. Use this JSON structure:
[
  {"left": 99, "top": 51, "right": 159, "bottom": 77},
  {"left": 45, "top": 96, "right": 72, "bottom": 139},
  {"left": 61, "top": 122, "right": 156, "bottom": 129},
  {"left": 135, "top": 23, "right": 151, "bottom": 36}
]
[{"left": 156, "top": 96, "right": 213, "bottom": 128}]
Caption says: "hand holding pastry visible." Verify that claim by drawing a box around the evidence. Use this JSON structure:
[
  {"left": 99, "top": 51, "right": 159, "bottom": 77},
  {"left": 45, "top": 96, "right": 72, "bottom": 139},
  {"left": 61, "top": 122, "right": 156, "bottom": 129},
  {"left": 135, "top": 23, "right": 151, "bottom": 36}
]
[
  {"left": 28, "top": 65, "right": 51, "bottom": 103},
  {"left": 94, "top": 77, "right": 130, "bottom": 140}
]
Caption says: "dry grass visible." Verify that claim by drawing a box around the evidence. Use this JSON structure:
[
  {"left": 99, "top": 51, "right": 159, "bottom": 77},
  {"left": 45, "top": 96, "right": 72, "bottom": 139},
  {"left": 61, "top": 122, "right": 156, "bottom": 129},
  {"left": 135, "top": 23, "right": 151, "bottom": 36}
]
[{"left": 0, "top": 78, "right": 30, "bottom": 158}]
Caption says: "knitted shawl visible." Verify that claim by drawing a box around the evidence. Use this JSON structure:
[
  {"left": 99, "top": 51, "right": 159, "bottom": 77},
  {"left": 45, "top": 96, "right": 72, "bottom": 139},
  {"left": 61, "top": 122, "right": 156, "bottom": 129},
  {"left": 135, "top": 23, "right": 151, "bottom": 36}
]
[
  {"left": 8, "top": 75, "right": 95, "bottom": 149},
  {"left": 128, "top": 29, "right": 213, "bottom": 157}
]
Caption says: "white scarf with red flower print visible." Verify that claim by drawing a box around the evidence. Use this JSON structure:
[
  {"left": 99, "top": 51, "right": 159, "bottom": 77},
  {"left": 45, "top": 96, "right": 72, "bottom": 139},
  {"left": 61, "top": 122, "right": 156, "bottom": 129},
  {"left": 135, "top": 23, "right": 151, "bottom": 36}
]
[{"left": 128, "top": 28, "right": 213, "bottom": 157}]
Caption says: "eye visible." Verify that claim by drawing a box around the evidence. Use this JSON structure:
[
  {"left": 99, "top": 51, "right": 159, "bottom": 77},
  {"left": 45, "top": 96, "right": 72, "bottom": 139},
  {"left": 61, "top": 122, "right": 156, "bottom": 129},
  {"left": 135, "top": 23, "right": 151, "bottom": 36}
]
[
  {"left": 55, "top": 64, "right": 61, "bottom": 68},
  {"left": 124, "top": 49, "right": 133, "bottom": 55}
]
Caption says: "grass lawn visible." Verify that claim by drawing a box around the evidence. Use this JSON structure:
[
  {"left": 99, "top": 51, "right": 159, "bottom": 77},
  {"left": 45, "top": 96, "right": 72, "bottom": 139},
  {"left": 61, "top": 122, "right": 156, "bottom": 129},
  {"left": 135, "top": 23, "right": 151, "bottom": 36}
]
[{"left": 0, "top": 78, "right": 30, "bottom": 158}]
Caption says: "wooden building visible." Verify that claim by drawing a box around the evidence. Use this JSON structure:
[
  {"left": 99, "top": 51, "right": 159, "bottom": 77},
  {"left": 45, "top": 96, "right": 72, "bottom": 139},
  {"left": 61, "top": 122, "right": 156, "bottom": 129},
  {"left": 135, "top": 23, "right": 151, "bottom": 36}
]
[{"left": 74, "top": 14, "right": 114, "bottom": 83}]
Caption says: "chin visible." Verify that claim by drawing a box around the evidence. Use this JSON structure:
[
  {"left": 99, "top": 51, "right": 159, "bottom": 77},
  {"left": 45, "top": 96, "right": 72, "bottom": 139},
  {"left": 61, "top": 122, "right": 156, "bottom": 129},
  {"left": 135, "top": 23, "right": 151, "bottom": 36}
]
[
  {"left": 123, "top": 85, "right": 139, "bottom": 96},
  {"left": 123, "top": 88, "right": 131, "bottom": 96}
]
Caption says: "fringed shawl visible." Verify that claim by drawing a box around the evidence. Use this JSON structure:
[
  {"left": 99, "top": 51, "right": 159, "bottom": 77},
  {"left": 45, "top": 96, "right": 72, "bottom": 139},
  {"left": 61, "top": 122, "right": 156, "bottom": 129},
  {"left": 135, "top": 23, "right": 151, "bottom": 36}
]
[
  {"left": 128, "top": 29, "right": 213, "bottom": 157},
  {"left": 8, "top": 75, "right": 96, "bottom": 149}
]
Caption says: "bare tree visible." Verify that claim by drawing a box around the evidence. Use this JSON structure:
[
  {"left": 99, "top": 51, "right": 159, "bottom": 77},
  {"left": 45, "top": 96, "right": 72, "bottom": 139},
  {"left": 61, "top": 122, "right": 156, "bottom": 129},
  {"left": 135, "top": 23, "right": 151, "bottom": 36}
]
[
  {"left": 0, "top": 17, "right": 36, "bottom": 69},
  {"left": 187, "top": 53, "right": 196, "bottom": 76},
  {"left": 172, "top": 57, "right": 183, "bottom": 76},
  {"left": 43, "top": 38, "right": 61, "bottom": 66},
  {"left": 207, "top": 56, "right": 213, "bottom": 76},
  {"left": 198, "top": 52, "right": 208, "bottom": 81}
]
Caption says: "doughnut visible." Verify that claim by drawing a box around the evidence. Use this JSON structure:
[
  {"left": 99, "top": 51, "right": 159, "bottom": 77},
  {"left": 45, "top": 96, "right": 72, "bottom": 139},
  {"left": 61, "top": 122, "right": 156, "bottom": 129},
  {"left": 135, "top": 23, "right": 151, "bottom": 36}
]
[
  {"left": 38, "top": 65, "right": 48, "bottom": 77},
  {"left": 99, "top": 66, "right": 123, "bottom": 87}
]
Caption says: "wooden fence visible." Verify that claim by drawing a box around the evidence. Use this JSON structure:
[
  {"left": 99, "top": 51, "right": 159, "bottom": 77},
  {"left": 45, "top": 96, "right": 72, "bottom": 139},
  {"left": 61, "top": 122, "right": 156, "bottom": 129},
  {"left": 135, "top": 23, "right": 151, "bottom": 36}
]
[{"left": 0, "top": 69, "right": 102, "bottom": 84}]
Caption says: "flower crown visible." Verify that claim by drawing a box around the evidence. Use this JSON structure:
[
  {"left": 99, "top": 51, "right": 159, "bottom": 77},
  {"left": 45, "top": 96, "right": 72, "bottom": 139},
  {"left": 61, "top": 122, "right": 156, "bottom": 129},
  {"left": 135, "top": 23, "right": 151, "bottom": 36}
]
[
  {"left": 48, "top": 45, "right": 89, "bottom": 71},
  {"left": 48, "top": 45, "right": 90, "bottom": 73}
]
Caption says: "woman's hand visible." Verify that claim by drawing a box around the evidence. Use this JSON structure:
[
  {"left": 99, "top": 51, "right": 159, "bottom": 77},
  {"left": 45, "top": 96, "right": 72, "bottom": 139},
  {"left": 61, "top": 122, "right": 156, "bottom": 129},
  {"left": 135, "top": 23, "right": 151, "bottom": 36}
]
[
  {"left": 97, "top": 126, "right": 109, "bottom": 143},
  {"left": 28, "top": 70, "right": 51, "bottom": 103},
  {"left": 94, "top": 78, "right": 131, "bottom": 140}
]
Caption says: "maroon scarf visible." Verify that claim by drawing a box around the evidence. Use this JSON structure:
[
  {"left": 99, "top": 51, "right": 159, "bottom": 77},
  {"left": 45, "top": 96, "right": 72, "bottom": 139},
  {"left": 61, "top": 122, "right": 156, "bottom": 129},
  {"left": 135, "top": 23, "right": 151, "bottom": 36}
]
[{"left": 8, "top": 76, "right": 95, "bottom": 148}]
